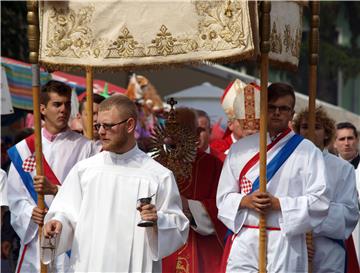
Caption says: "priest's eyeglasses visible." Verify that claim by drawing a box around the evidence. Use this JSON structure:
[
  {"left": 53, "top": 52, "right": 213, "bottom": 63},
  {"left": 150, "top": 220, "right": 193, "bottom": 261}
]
[
  {"left": 268, "top": 104, "right": 292, "bottom": 114},
  {"left": 94, "top": 118, "right": 129, "bottom": 131}
]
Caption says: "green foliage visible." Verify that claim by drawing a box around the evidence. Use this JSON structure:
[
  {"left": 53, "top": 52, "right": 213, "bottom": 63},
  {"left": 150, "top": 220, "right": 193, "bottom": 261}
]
[{"left": 1, "top": 1, "right": 28, "bottom": 61}]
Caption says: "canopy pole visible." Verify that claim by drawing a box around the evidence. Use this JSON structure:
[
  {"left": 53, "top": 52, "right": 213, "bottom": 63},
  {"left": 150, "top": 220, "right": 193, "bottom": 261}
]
[
  {"left": 85, "top": 66, "right": 94, "bottom": 140},
  {"left": 259, "top": 1, "right": 271, "bottom": 273},
  {"left": 307, "top": 2, "right": 320, "bottom": 273},
  {"left": 27, "top": 1, "right": 47, "bottom": 273}
]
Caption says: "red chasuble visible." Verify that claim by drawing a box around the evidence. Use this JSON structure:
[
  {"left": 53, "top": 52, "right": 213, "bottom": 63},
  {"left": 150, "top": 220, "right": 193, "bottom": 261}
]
[
  {"left": 210, "top": 133, "right": 234, "bottom": 162},
  {"left": 162, "top": 151, "right": 226, "bottom": 273}
]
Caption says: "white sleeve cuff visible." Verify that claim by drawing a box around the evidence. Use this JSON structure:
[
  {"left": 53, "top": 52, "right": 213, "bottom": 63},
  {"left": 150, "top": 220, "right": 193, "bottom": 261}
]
[{"left": 188, "top": 200, "right": 215, "bottom": 235}]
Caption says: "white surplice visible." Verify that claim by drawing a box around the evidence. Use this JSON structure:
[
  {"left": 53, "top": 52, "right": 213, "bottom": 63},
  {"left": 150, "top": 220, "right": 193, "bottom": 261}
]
[
  {"left": 7, "top": 129, "right": 95, "bottom": 273},
  {"left": 43, "top": 146, "right": 189, "bottom": 273},
  {"left": 0, "top": 169, "right": 8, "bottom": 206},
  {"left": 313, "top": 150, "right": 359, "bottom": 273},
  {"left": 353, "top": 165, "right": 360, "bottom": 264},
  {"left": 217, "top": 131, "right": 330, "bottom": 273}
]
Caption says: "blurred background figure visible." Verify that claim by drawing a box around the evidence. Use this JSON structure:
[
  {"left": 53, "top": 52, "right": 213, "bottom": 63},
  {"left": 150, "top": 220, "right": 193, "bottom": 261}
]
[
  {"left": 210, "top": 80, "right": 259, "bottom": 161},
  {"left": 75, "top": 94, "right": 105, "bottom": 142},
  {"left": 334, "top": 121, "right": 360, "bottom": 265},
  {"left": 334, "top": 122, "right": 359, "bottom": 168},
  {"left": 195, "top": 109, "right": 214, "bottom": 155},
  {"left": 160, "top": 107, "right": 226, "bottom": 273},
  {"left": 293, "top": 107, "right": 359, "bottom": 273}
]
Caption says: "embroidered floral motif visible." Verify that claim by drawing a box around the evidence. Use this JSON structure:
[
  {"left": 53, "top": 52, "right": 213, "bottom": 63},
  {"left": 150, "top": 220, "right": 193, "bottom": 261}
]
[
  {"left": 43, "top": 1, "right": 252, "bottom": 59},
  {"left": 196, "top": 1, "right": 248, "bottom": 49},
  {"left": 106, "top": 27, "right": 145, "bottom": 58},
  {"left": 270, "top": 22, "right": 301, "bottom": 58},
  {"left": 291, "top": 28, "right": 301, "bottom": 57},
  {"left": 46, "top": 5, "right": 100, "bottom": 58},
  {"left": 283, "top": 24, "right": 292, "bottom": 53},
  {"left": 270, "top": 21, "right": 282, "bottom": 54},
  {"left": 176, "top": 256, "right": 190, "bottom": 273}
]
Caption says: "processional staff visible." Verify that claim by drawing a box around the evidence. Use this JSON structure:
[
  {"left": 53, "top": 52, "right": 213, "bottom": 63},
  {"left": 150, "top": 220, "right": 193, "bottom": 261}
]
[
  {"left": 26, "top": 1, "right": 47, "bottom": 273},
  {"left": 85, "top": 67, "right": 94, "bottom": 140},
  {"left": 307, "top": 2, "right": 320, "bottom": 273},
  {"left": 259, "top": 1, "right": 271, "bottom": 272}
]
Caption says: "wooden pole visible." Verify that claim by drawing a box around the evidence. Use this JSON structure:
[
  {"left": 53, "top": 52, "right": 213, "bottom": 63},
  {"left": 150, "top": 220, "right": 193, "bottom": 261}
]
[
  {"left": 27, "top": 1, "right": 47, "bottom": 273},
  {"left": 259, "top": 1, "right": 271, "bottom": 272},
  {"left": 85, "top": 67, "right": 94, "bottom": 140},
  {"left": 307, "top": 2, "right": 320, "bottom": 273}
]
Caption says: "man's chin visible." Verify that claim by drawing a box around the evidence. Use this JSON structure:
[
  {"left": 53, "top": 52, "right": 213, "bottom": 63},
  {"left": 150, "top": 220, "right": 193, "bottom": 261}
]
[
  {"left": 101, "top": 145, "right": 110, "bottom": 151},
  {"left": 56, "top": 123, "right": 68, "bottom": 132}
]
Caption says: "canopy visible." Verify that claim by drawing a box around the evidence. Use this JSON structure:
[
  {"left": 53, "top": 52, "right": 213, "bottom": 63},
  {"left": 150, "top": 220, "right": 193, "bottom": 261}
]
[{"left": 38, "top": 1, "right": 303, "bottom": 70}]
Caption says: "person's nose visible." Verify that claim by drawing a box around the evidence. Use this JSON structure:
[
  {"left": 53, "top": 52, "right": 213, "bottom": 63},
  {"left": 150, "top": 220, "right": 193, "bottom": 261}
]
[
  {"left": 273, "top": 107, "right": 281, "bottom": 115},
  {"left": 97, "top": 125, "right": 105, "bottom": 135},
  {"left": 59, "top": 103, "right": 66, "bottom": 113}
]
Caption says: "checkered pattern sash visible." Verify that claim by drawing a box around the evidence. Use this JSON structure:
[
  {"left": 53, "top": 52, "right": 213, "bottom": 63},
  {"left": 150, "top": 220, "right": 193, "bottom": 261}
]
[
  {"left": 7, "top": 134, "right": 61, "bottom": 204},
  {"left": 24, "top": 134, "right": 61, "bottom": 186},
  {"left": 238, "top": 128, "right": 291, "bottom": 194}
]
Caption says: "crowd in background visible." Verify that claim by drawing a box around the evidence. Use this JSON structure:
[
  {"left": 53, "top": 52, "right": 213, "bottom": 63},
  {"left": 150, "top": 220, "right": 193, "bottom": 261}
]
[{"left": 1, "top": 77, "right": 359, "bottom": 273}]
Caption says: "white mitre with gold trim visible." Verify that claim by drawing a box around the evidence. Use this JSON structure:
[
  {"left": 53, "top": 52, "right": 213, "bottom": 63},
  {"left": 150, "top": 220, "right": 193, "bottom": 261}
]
[
  {"left": 233, "top": 82, "right": 261, "bottom": 131},
  {"left": 221, "top": 79, "right": 247, "bottom": 121}
]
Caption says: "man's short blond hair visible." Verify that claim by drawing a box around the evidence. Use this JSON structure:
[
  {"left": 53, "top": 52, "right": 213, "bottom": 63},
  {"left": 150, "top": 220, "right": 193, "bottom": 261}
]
[{"left": 99, "top": 94, "right": 138, "bottom": 121}]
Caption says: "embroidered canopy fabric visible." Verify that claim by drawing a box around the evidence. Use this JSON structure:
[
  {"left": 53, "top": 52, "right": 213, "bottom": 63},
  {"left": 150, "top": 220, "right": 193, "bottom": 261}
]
[
  {"left": 267, "top": 1, "right": 303, "bottom": 70},
  {"left": 38, "top": 1, "right": 304, "bottom": 70},
  {"left": 38, "top": 1, "right": 255, "bottom": 69}
]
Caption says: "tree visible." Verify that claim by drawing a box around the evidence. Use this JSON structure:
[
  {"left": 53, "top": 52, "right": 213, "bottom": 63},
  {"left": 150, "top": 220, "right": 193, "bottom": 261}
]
[{"left": 1, "top": 1, "right": 28, "bottom": 62}]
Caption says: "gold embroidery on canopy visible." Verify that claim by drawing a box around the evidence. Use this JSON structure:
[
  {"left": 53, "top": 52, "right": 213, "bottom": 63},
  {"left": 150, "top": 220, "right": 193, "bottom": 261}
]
[
  {"left": 106, "top": 27, "right": 145, "bottom": 58},
  {"left": 270, "top": 21, "right": 282, "bottom": 54},
  {"left": 148, "top": 25, "right": 185, "bottom": 56},
  {"left": 270, "top": 22, "right": 302, "bottom": 58},
  {"left": 292, "top": 28, "right": 301, "bottom": 57},
  {"left": 43, "top": 1, "right": 252, "bottom": 59},
  {"left": 283, "top": 24, "right": 292, "bottom": 53},
  {"left": 45, "top": 5, "right": 109, "bottom": 58},
  {"left": 196, "top": 1, "right": 248, "bottom": 49}
]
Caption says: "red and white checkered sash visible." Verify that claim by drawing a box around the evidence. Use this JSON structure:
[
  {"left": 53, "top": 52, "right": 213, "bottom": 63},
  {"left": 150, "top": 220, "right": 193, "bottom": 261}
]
[{"left": 238, "top": 128, "right": 292, "bottom": 194}]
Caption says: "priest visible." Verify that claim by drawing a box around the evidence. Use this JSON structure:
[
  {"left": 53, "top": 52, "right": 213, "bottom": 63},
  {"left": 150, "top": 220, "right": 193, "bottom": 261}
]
[{"left": 162, "top": 107, "right": 226, "bottom": 273}]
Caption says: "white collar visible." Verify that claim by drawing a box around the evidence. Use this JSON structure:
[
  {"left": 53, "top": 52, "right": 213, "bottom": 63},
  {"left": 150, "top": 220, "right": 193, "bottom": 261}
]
[{"left": 106, "top": 145, "right": 140, "bottom": 162}]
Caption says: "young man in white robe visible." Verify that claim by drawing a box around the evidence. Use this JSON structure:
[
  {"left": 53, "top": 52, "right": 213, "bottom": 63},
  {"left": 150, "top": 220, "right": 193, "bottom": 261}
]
[
  {"left": 43, "top": 94, "right": 189, "bottom": 273},
  {"left": 217, "top": 82, "right": 330, "bottom": 272},
  {"left": 294, "top": 107, "right": 359, "bottom": 273},
  {"left": 7, "top": 80, "right": 95, "bottom": 273}
]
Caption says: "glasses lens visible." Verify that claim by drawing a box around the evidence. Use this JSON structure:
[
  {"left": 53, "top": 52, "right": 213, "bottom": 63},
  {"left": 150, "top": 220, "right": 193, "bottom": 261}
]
[
  {"left": 103, "top": 124, "right": 111, "bottom": 130},
  {"left": 268, "top": 105, "right": 276, "bottom": 112},
  {"left": 279, "top": 106, "right": 291, "bottom": 113}
]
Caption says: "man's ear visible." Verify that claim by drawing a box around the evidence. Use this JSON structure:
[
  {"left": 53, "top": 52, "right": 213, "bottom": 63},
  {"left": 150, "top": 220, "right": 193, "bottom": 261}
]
[
  {"left": 290, "top": 110, "right": 295, "bottom": 119},
  {"left": 127, "top": 117, "right": 136, "bottom": 133},
  {"left": 333, "top": 140, "right": 338, "bottom": 150},
  {"left": 40, "top": 104, "right": 46, "bottom": 116}
]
